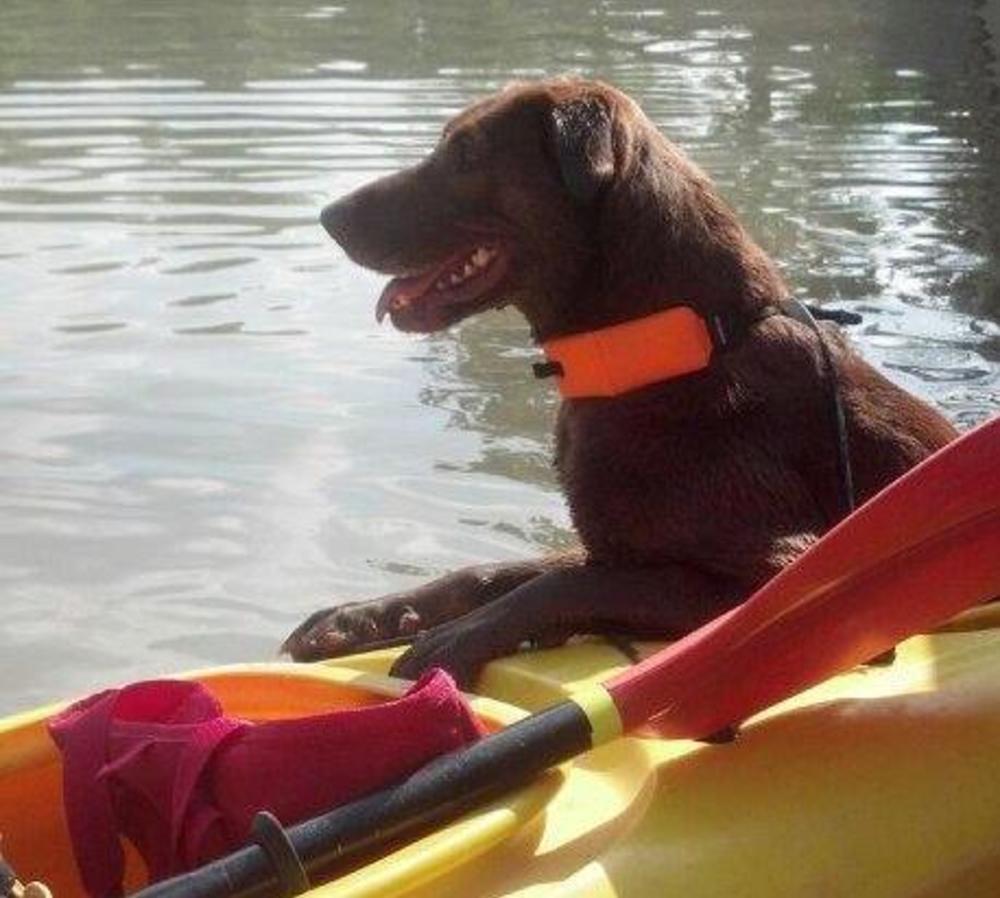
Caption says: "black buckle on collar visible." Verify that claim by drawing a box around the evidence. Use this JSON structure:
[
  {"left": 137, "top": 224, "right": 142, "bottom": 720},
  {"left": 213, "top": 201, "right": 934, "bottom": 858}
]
[
  {"left": 709, "top": 306, "right": 781, "bottom": 353},
  {"left": 532, "top": 360, "right": 564, "bottom": 380}
]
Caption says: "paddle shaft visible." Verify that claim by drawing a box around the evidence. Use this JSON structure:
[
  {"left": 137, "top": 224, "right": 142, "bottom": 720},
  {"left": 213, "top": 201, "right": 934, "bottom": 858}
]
[{"left": 134, "top": 418, "right": 1000, "bottom": 898}]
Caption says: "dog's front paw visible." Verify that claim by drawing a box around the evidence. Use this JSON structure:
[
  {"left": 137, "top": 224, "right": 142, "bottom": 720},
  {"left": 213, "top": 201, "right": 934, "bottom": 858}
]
[
  {"left": 389, "top": 612, "right": 516, "bottom": 689},
  {"left": 282, "top": 599, "right": 423, "bottom": 662}
]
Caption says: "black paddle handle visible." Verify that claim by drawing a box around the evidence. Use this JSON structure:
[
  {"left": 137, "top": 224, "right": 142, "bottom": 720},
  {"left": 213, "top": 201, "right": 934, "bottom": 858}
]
[{"left": 132, "top": 700, "right": 594, "bottom": 898}]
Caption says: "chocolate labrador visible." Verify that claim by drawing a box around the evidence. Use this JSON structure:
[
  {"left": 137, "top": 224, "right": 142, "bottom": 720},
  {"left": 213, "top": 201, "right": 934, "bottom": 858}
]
[{"left": 282, "top": 78, "right": 957, "bottom": 686}]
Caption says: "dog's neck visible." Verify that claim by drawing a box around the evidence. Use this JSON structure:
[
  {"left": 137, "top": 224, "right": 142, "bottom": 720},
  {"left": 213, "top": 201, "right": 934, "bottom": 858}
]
[
  {"left": 523, "top": 176, "right": 790, "bottom": 399},
  {"left": 526, "top": 230, "right": 787, "bottom": 345},
  {"left": 524, "top": 135, "right": 789, "bottom": 345}
]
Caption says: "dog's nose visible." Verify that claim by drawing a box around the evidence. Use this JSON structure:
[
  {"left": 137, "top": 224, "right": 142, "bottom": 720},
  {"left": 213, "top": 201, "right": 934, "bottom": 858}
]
[
  {"left": 319, "top": 197, "right": 353, "bottom": 245},
  {"left": 319, "top": 200, "right": 342, "bottom": 240}
]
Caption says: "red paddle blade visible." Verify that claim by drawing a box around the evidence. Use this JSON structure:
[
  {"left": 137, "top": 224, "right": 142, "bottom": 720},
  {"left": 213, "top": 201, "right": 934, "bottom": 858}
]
[{"left": 607, "top": 416, "right": 1000, "bottom": 738}]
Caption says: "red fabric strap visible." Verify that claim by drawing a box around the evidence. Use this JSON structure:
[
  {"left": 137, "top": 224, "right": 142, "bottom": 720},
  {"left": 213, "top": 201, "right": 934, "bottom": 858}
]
[{"left": 48, "top": 670, "right": 485, "bottom": 897}]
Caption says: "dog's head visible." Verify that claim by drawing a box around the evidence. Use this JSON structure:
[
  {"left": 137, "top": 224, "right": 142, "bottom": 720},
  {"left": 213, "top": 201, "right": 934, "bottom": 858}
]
[{"left": 322, "top": 78, "right": 777, "bottom": 339}]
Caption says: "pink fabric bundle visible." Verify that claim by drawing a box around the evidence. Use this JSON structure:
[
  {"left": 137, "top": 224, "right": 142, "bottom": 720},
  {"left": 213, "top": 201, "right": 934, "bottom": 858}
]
[{"left": 48, "top": 670, "right": 485, "bottom": 898}]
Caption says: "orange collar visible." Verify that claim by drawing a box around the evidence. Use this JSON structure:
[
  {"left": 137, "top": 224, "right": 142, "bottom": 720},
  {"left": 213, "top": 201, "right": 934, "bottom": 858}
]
[{"left": 538, "top": 305, "right": 719, "bottom": 399}]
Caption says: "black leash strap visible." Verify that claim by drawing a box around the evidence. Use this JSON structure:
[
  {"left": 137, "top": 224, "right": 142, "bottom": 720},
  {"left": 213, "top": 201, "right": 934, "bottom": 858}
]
[
  {"left": 713, "top": 299, "right": 858, "bottom": 521},
  {"left": 250, "top": 811, "right": 310, "bottom": 898},
  {"left": 782, "top": 298, "right": 857, "bottom": 519},
  {"left": 804, "top": 306, "right": 863, "bottom": 326}
]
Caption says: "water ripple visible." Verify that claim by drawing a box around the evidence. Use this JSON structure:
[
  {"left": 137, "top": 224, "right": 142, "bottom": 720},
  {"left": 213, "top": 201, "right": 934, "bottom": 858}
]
[{"left": 0, "top": 0, "right": 997, "bottom": 713}]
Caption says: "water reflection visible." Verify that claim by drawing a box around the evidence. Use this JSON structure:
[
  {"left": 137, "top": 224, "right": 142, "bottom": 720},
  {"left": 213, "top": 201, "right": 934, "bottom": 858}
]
[{"left": 0, "top": 0, "right": 997, "bottom": 712}]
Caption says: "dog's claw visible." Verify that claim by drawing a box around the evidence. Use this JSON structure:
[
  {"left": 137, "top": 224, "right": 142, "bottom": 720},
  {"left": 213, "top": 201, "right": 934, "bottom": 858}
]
[{"left": 283, "top": 600, "right": 423, "bottom": 662}]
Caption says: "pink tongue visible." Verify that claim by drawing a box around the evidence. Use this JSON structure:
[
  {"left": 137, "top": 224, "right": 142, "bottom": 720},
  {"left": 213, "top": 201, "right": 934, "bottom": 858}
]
[{"left": 376, "top": 266, "right": 446, "bottom": 323}]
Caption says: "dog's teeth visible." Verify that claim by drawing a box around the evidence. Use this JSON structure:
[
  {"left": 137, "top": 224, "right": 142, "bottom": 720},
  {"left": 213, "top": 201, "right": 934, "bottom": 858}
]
[{"left": 431, "top": 246, "right": 499, "bottom": 293}]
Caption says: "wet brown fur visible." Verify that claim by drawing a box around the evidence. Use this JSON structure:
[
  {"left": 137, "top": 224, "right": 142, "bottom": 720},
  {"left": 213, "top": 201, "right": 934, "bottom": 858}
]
[{"left": 284, "top": 78, "right": 958, "bottom": 685}]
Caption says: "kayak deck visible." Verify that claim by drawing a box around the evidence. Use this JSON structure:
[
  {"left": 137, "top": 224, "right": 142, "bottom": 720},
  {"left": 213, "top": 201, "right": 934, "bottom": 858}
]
[
  {"left": 3, "top": 606, "right": 1000, "bottom": 897},
  {"left": 334, "top": 607, "right": 1000, "bottom": 898}
]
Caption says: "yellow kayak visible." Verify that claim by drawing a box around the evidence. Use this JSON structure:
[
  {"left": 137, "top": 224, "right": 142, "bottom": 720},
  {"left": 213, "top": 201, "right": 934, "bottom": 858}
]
[{"left": 3, "top": 605, "right": 1000, "bottom": 898}]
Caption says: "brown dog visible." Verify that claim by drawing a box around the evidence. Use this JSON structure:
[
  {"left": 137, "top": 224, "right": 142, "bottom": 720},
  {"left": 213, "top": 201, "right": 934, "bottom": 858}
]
[{"left": 283, "top": 78, "right": 957, "bottom": 686}]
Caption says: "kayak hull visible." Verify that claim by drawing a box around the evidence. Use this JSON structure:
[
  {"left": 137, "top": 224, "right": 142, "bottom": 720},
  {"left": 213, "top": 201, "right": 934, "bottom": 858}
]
[{"left": 4, "top": 606, "right": 1000, "bottom": 897}]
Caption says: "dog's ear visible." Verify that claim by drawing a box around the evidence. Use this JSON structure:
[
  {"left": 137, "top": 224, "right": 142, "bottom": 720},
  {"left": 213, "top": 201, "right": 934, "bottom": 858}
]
[{"left": 548, "top": 96, "right": 615, "bottom": 204}]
